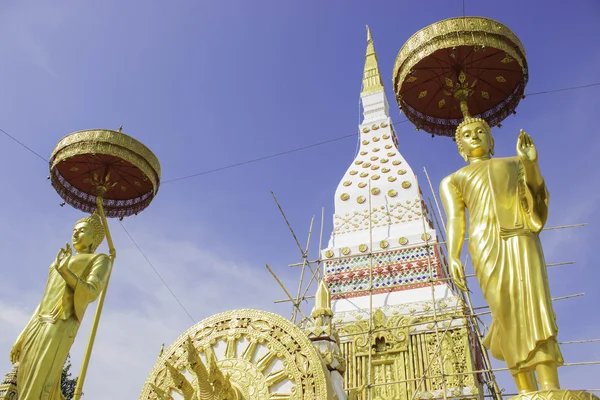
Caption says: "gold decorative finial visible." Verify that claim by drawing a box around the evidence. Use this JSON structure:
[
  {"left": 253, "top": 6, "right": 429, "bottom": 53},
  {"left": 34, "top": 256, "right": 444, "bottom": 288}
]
[
  {"left": 361, "top": 25, "right": 384, "bottom": 95},
  {"left": 118, "top": 125, "right": 123, "bottom": 132},
  {"left": 311, "top": 279, "right": 333, "bottom": 317}
]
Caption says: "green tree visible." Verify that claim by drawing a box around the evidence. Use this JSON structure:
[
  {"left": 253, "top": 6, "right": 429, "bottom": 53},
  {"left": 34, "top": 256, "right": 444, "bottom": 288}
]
[{"left": 61, "top": 354, "right": 78, "bottom": 399}]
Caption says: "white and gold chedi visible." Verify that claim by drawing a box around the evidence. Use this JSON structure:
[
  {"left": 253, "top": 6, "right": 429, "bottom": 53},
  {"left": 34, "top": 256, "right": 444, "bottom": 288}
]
[
  {"left": 329, "top": 26, "right": 432, "bottom": 254},
  {"left": 321, "top": 27, "right": 483, "bottom": 400}
]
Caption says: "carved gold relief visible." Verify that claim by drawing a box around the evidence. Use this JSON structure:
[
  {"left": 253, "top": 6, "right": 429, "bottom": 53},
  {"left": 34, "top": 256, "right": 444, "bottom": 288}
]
[
  {"left": 398, "top": 169, "right": 407, "bottom": 175},
  {"left": 343, "top": 181, "right": 352, "bottom": 186},
  {"left": 373, "top": 148, "right": 380, "bottom": 152},
  {"left": 496, "top": 76, "right": 507, "bottom": 83},
  {"left": 357, "top": 196, "right": 366, "bottom": 204},
  {"left": 362, "top": 140, "right": 369, "bottom": 145},
  {"left": 325, "top": 249, "right": 334, "bottom": 258},
  {"left": 338, "top": 312, "right": 478, "bottom": 400},
  {"left": 418, "top": 90, "right": 428, "bottom": 99},
  {"left": 383, "top": 134, "right": 390, "bottom": 139},
  {"left": 380, "top": 122, "right": 388, "bottom": 128},
  {"left": 399, "top": 237, "right": 409, "bottom": 245},
  {"left": 371, "top": 165, "right": 379, "bottom": 171},
  {"left": 388, "top": 189, "right": 398, "bottom": 197},
  {"left": 359, "top": 244, "right": 368, "bottom": 253},
  {"left": 360, "top": 172, "right": 369, "bottom": 178},
  {"left": 385, "top": 145, "right": 392, "bottom": 149},
  {"left": 372, "top": 137, "right": 380, "bottom": 142},
  {"left": 370, "top": 156, "right": 379, "bottom": 161},
  {"left": 371, "top": 124, "right": 379, "bottom": 130},
  {"left": 355, "top": 160, "right": 363, "bottom": 165},
  {"left": 341, "top": 247, "right": 351, "bottom": 255},
  {"left": 392, "top": 160, "right": 401, "bottom": 165},
  {"left": 379, "top": 240, "right": 389, "bottom": 249},
  {"left": 382, "top": 168, "right": 390, "bottom": 173},
  {"left": 371, "top": 175, "right": 380, "bottom": 180},
  {"left": 481, "top": 91, "right": 490, "bottom": 99},
  {"left": 362, "top": 127, "right": 370, "bottom": 133},
  {"left": 371, "top": 188, "right": 380, "bottom": 195},
  {"left": 341, "top": 193, "right": 350, "bottom": 201},
  {"left": 358, "top": 182, "right": 367, "bottom": 188},
  {"left": 402, "top": 181, "right": 411, "bottom": 189},
  {"left": 388, "top": 176, "right": 397, "bottom": 182},
  {"left": 421, "top": 233, "right": 432, "bottom": 241}
]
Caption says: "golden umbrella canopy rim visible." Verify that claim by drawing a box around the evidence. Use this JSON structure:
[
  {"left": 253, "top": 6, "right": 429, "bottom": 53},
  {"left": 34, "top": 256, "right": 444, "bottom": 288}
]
[
  {"left": 392, "top": 16, "right": 528, "bottom": 137},
  {"left": 49, "top": 129, "right": 161, "bottom": 218}
]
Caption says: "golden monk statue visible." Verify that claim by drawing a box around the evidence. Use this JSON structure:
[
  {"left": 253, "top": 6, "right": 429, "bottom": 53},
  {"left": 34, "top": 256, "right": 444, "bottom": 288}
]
[
  {"left": 439, "top": 117, "right": 563, "bottom": 394},
  {"left": 9, "top": 213, "right": 111, "bottom": 399}
]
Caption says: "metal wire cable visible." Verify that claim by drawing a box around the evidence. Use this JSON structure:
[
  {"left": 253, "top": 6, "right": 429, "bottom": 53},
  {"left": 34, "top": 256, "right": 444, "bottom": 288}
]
[
  {"left": 0, "top": 127, "right": 48, "bottom": 162},
  {"left": 118, "top": 220, "right": 196, "bottom": 323},
  {"left": 161, "top": 82, "right": 600, "bottom": 183},
  {"left": 1, "top": 83, "right": 599, "bottom": 183}
]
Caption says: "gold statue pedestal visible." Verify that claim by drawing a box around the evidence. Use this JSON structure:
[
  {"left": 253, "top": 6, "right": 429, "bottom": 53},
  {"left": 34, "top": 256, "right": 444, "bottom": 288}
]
[{"left": 512, "top": 390, "right": 600, "bottom": 400}]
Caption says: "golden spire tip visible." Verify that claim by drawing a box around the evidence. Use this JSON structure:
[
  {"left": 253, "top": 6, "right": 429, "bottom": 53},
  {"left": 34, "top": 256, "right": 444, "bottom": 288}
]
[{"left": 361, "top": 25, "right": 384, "bottom": 95}]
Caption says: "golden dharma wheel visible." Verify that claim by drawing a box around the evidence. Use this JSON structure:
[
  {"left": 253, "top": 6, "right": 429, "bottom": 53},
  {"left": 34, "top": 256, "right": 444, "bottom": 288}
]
[
  {"left": 49, "top": 129, "right": 161, "bottom": 218},
  {"left": 392, "top": 17, "right": 528, "bottom": 137},
  {"left": 139, "top": 309, "right": 332, "bottom": 400}
]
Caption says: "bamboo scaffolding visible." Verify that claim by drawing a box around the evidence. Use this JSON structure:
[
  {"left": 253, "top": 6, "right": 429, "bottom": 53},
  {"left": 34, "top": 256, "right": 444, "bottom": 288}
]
[
  {"left": 292, "top": 216, "right": 314, "bottom": 322},
  {"left": 367, "top": 179, "right": 375, "bottom": 400},
  {"left": 412, "top": 192, "right": 449, "bottom": 400},
  {"left": 269, "top": 190, "right": 322, "bottom": 324}
]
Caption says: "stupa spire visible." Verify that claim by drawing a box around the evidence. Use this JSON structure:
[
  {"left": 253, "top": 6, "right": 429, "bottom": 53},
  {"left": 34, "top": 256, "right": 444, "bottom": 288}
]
[{"left": 361, "top": 25, "right": 384, "bottom": 96}]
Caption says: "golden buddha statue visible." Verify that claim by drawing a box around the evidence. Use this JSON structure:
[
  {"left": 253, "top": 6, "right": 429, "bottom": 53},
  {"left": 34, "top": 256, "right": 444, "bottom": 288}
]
[
  {"left": 8, "top": 213, "right": 111, "bottom": 399},
  {"left": 439, "top": 117, "right": 563, "bottom": 394}
]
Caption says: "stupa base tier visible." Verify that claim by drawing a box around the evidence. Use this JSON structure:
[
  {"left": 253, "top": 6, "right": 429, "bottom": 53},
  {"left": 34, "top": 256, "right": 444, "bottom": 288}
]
[{"left": 511, "top": 390, "right": 600, "bottom": 400}]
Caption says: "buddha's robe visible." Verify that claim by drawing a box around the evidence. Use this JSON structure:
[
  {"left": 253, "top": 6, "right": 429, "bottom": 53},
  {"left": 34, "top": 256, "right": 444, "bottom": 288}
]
[
  {"left": 16, "top": 253, "right": 110, "bottom": 399},
  {"left": 442, "top": 156, "right": 563, "bottom": 371}
]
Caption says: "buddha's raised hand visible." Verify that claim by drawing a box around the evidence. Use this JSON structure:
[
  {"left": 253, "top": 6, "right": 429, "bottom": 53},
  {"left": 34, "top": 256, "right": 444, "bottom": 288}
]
[{"left": 517, "top": 129, "right": 538, "bottom": 163}]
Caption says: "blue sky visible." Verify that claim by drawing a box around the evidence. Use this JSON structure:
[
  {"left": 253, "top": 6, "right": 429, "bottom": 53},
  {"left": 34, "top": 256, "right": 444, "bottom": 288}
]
[{"left": 0, "top": 0, "right": 599, "bottom": 397}]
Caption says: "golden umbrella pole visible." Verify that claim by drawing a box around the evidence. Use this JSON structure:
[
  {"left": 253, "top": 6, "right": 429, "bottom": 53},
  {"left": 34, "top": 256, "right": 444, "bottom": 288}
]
[{"left": 73, "top": 186, "right": 115, "bottom": 400}]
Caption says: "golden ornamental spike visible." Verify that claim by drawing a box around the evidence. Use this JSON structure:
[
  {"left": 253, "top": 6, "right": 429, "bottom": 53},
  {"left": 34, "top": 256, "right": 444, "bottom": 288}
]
[{"left": 361, "top": 26, "right": 384, "bottom": 96}]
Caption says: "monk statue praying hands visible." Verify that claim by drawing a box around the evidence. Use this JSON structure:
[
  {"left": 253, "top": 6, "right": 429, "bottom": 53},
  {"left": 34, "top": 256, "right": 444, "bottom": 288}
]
[
  {"left": 9, "top": 212, "right": 111, "bottom": 399},
  {"left": 440, "top": 117, "right": 563, "bottom": 394}
]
